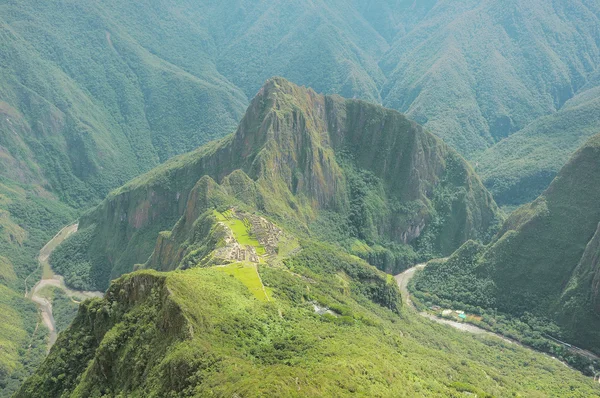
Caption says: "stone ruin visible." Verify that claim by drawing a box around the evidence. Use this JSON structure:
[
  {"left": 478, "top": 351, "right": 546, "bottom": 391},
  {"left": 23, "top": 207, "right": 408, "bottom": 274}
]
[
  {"left": 212, "top": 209, "right": 283, "bottom": 263},
  {"left": 245, "top": 214, "right": 283, "bottom": 256}
]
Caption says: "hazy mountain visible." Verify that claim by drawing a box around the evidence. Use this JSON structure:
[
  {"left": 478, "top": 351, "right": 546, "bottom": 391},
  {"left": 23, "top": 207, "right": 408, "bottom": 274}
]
[
  {"left": 380, "top": 0, "right": 600, "bottom": 156},
  {"left": 477, "top": 79, "right": 600, "bottom": 206}
]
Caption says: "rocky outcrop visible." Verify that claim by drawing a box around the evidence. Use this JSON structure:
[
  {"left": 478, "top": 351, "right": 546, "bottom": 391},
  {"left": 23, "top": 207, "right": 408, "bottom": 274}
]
[
  {"left": 71, "top": 78, "right": 500, "bottom": 287},
  {"left": 15, "top": 271, "right": 190, "bottom": 398}
]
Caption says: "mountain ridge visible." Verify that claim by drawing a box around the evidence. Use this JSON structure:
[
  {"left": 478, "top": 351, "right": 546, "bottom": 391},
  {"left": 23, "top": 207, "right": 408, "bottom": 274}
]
[
  {"left": 1, "top": 1, "right": 600, "bottom": 394},
  {"left": 54, "top": 78, "right": 500, "bottom": 291}
]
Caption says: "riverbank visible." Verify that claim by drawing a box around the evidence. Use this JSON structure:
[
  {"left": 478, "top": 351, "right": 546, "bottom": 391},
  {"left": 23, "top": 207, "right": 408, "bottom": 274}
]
[{"left": 396, "top": 263, "right": 600, "bottom": 377}]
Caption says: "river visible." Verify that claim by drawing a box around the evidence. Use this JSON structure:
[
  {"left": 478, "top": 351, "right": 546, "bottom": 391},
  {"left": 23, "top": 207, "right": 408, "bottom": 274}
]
[
  {"left": 26, "top": 224, "right": 103, "bottom": 350},
  {"left": 395, "top": 263, "right": 600, "bottom": 367}
]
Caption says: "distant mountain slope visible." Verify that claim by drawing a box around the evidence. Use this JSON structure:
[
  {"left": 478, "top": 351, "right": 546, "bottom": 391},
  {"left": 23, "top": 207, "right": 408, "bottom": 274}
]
[
  {"left": 477, "top": 81, "right": 600, "bottom": 206},
  {"left": 1, "top": 0, "right": 248, "bottom": 204},
  {"left": 55, "top": 78, "right": 500, "bottom": 291},
  {"left": 0, "top": 0, "right": 598, "bottom": 207},
  {"left": 414, "top": 133, "right": 600, "bottom": 352},
  {"left": 380, "top": 0, "right": 600, "bottom": 155}
]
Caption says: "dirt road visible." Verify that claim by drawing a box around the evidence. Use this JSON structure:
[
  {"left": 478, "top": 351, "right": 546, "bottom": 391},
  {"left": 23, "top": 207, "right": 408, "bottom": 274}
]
[
  {"left": 28, "top": 224, "right": 103, "bottom": 350},
  {"left": 395, "top": 264, "right": 494, "bottom": 336},
  {"left": 395, "top": 263, "right": 600, "bottom": 362}
]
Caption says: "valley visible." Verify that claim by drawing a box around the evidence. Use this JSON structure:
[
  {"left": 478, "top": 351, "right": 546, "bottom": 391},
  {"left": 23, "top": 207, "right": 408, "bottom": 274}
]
[
  {"left": 396, "top": 263, "right": 494, "bottom": 335},
  {"left": 14, "top": 78, "right": 600, "bottom": 397},
  {"left": 396, "top": 262, "right": 600, "bottom": 367}
]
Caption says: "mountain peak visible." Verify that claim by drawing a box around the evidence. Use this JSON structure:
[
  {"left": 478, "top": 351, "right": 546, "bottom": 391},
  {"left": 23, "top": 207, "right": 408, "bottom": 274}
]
[{"left": 66, "top": 79, "right": 500, "bottom": 290}]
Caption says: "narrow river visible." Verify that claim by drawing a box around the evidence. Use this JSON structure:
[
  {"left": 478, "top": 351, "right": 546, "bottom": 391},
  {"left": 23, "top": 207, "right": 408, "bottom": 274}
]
[{"left": 26, "top": 224, "right": 103, "bottom": 350}]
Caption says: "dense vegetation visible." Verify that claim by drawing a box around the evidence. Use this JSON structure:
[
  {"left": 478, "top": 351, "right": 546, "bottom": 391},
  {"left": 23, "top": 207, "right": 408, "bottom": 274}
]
[
  {"left": 0, "top": 180, "right": 74, "bottom": 396},
  {"left": 477, "top": 82, "right": 600, "bottom": 206},
  {"left": 1, "top": 1, "right": 600, "bottom": 395},
  {"left": 26, "top": 80, "right": 600, "bottom": 395},
  {"left": 17, "top": 243, "right": 600, "bottom": 397},
  {"left": 413, "top": 133, "right": 600, "bottom": 355}
]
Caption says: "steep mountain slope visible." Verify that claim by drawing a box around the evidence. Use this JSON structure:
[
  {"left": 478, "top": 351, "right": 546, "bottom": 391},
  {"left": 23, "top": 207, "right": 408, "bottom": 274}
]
[
  {"left": 0, "top": 0, "right": 598, "bottom": 210},
  {"left": 54, "top": 78, "right": 500, "bottom": 291},
  {"left": 200, "top": 0, "right": 388, "bottom": 102},
  {"left": 0, "top": 2, "right": 246, "bottom": 391},
  {"left": 15, "top": 177, "right": 599, "bottom": 397},
  {"left": 6, "top": 0, "right": 595, "bottom": 169},
  {"left": 413, "top": 133, "right": 600, "bottom": 352},
  {"left": 0, "top": 182, "right": 74, "bottom": 395},
  {"left": 0, "top": 0, "right": 247, "bottom": 203},
  {"left": 477, "top": 81, "right": 600, "bottom": 206}
]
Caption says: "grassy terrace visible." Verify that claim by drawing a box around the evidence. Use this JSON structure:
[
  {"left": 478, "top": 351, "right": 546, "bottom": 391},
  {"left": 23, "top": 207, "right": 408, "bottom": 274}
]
[{"left": 214, "top": 210, "right": 266, "bottom": 255}]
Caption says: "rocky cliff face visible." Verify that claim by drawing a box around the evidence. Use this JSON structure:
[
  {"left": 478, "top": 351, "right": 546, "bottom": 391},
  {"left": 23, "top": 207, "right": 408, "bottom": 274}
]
[
  {"left": 67, "top": 78, "right": 500, "bottom": 288},
  {"left": 497, "top": 134, "right": 600, "bottom": 351},
  {"left": 584, "top": 225, "right": 600, "bottom": 315},
  {"left": 15, "top": 271, "right": 190, "bottom": 398},
  {"left": 557, "top": 219, "right": 600, "bottom": 347}
]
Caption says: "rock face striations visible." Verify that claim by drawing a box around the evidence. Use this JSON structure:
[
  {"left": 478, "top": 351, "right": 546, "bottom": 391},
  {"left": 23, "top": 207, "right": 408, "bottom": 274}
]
[{"left": 58, "top": 78, "right": 500, "bottom": 289}]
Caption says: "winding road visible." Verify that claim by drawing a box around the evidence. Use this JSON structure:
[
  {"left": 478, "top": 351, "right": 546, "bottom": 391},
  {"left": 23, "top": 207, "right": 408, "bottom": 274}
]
[
  {"left": 395, "top": 264, "right": 498, "bottom": 336},
  {"left": 27, "top": 224, "right": 103, "bottom": 350},
  {"left": 395, "top": 263, "right": 600, "bottom": 363}
]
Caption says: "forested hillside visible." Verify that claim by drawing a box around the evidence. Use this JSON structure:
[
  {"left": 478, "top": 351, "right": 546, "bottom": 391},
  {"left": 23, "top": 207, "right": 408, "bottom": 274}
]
[
  {"left": 17, "top": 254, "right": 600, "bottom": 397},
  {"left": 15, "top": 81, "right": 599, "bottom": 398},
  {"left": 413, "top": 133, "right": 600, "bottom": 353},
  {"left": 477, "top": 80, "right": 600, "bottom": 206}
]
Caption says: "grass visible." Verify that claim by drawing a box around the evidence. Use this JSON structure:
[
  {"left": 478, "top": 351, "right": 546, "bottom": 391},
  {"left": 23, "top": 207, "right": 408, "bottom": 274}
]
[
  {"left": 216, "top": 262, "right": 270, "bottom": 302},
  {"left": 17, "top": 256, "right": 600, "bottom": 397},
  {"left": 275, "top": 236, "right": 301, "bottom": 259},
  {"left": 214, "top": 210, "right": 266, "bottom": 256}
]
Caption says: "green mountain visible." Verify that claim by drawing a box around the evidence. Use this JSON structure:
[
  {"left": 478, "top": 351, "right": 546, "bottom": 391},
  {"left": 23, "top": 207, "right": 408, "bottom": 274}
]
[
  {"left": 1, "top": 1, "right": 600, "bottom": 394},
  {"left": 476, "top": 80, "right": 600, "bottom": 206},
  {"left": 53, "top": 78, "right": 500, "bottom": 292},
  {"left": 0, "top": 1, "right": 246, "bottom": 392},
  {"left": 15, "top": 81, "right": 599, "bottom": 398},
  {"left": 16, "top": 252, "right": 600, "bottom": 397},
  {"left": 413, "top": 133, "right": 600, "bottom": 353},
  {"left": 379, "top": 0, "right": 600, "bottom": 156}
]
